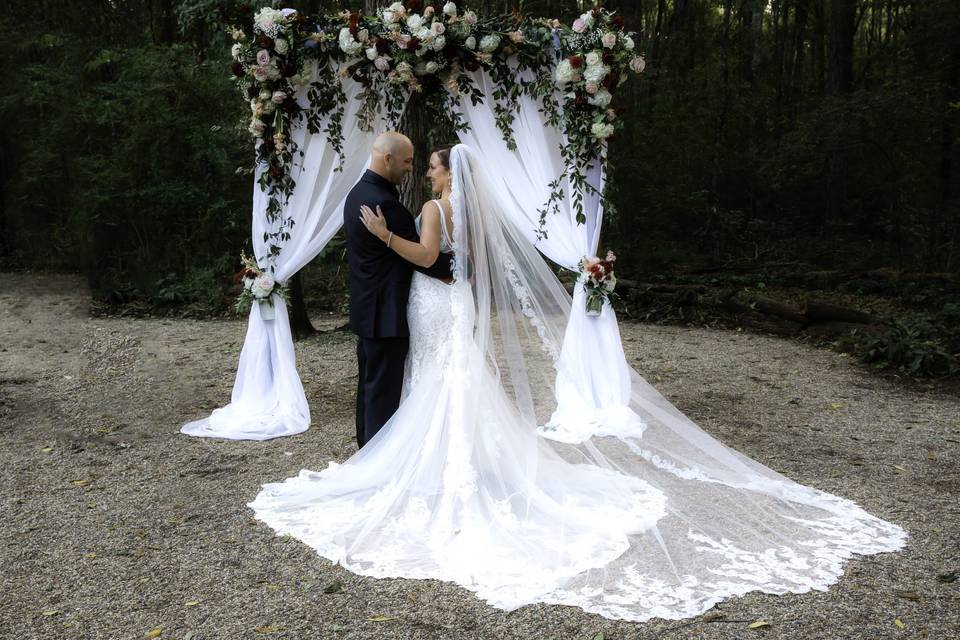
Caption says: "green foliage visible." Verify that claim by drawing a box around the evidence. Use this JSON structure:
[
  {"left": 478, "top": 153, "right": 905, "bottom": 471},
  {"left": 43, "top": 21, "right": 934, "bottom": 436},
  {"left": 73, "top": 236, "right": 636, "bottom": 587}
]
[{"left": 853, "top": 317, "right": 959, "bottom": 378}]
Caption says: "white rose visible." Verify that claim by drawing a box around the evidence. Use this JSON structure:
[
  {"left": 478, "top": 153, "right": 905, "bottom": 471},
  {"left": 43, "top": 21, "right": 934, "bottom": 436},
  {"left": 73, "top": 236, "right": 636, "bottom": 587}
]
[
  {"left": 254, "top": 275, "right": 275, "bottom": 298},
  {"left": 433, "top": 21, "right": 445, "bottom": 34},
  {"left": 231, "top": 43, "right": 242, "bottom": 59},
  {"left": 433, "top": 35, "right": 446, "bottom": 51},
  {"left": 555, "top": 59, "right": 574, "bottom": 84},
  {"left": 443, "top": 2, "right": 458, "bottom": 17},
  {"left": 465, "top": 36, "right": 476, "bottom": 50},
  {"left": 407, "top": 14, "right": 423, "bottom": 30},
  {"left": 358, "top": 29, "right": 369, "bottom": 42},
  {"left": 583, "top": 63, "right": 609, "bottom": 84},
  {"left": 586, "top": 51, "right": 600, "bottom": 66},
  {"left": 382, "top": 9, "right": 396, "bottom": 24},
  {"left": 588, "top": 88, "right": 612, "bottom": 108},
  {"left": 623, "top": 35, "right": 635, "bottom": 50},
  {"left": 389, "top": 2, "right": 404, "bottom": 11},
  {"left": 259, "top": 88, "right": 271, "bottom": 100},
  {"left": 263, "top": 101, "right": 276, "bottom": 114},
  {"left": 274, "top": 38, "right": 289, "bottom": 55},
  {"left": 580, "top": 11, "right": 595, "bottom": 28},
  {"left": 248, "top": 119, "right": 265, "bottom": 137},
  {"left": 374, "top": 56, "right": 390, "bottom": 72},
  {"left": 591, "top": 122, "right": 614, "bottom": 139},
  {"left": 366, "top": 47, "right": 378, "bottom": 60},
  {"left": 479, "top": 34, "right": 500, "bottom": 53},
  {"left": 425, "top": 61, "right": 439, "bottom": 74}
]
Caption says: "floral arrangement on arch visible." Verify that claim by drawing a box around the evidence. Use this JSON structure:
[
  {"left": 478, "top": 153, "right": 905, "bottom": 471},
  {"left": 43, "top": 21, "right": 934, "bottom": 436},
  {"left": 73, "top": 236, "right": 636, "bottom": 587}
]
[
  {"left": 579, "top": 251, "right": 617, "bottom": 316},
  {"left": 234, "top": 252, "right": 289, "bottom": 320},
  {"left": 226, "top": 2, "right": 645, "bottom": 289}
]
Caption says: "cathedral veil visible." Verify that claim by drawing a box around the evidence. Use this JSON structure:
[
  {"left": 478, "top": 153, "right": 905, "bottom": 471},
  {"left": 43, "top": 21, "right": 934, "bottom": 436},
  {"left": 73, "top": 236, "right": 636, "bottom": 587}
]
[{"left": 445, "top": 143, "right": 906, "bottom": 620}]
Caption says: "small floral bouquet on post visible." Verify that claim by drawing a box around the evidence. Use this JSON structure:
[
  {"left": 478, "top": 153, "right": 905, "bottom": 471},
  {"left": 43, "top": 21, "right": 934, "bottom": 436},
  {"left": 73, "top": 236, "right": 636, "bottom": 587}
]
[
  {"left": 578, "top": 250, "right": 617, "bottom": 316},
  {"left": 234, "top": 252, "right": 289, "bottom": 320}
]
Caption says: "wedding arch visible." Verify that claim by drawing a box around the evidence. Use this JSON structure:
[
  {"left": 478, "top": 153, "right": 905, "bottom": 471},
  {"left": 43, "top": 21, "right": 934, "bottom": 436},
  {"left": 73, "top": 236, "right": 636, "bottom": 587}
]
[{"left": 182, "top": 2, "right": 648, "bottom": 440}]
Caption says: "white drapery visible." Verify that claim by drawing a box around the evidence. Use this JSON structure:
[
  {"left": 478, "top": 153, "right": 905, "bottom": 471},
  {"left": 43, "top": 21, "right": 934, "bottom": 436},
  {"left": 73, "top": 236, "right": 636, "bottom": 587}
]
[
  {"left": 182, "top": 66, "right": 387, "bottom": 440},
  {"left": 183, "top": 65, "right": 635, "bottom": 441},
  {"left": 453, "top": 69, "right": 640, "bottom": 442}
]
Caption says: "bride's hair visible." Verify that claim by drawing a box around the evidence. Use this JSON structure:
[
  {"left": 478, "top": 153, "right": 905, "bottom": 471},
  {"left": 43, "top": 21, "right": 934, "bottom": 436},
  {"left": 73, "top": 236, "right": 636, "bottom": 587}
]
[{"left": 431, "top": 145, "right": 454, "bottom": 170}]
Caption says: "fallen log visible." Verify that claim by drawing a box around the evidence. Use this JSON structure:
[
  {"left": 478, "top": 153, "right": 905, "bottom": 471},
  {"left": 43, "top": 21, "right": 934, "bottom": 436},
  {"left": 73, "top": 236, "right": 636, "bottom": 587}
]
[{"left": 803, "top": 301, "right": 874, "bottom": 325}]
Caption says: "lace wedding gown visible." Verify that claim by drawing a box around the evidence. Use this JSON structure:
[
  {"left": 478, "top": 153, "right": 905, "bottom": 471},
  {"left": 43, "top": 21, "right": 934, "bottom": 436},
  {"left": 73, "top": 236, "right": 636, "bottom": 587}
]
[{"left": 249, "top": 147, "right": 906, "bottom": 622}]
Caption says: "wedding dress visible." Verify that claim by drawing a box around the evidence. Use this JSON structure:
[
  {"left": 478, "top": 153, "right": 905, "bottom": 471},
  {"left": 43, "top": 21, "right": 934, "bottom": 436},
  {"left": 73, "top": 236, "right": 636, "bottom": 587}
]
[{"left": 248, "top": 145, "right": 906, "bottom": 622}]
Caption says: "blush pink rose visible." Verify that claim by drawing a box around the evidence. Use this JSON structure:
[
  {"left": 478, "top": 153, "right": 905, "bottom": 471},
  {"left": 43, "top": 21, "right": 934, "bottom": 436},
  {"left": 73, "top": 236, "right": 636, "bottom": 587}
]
[
  {"left": 572, "top": 18, "right": 587, "bottom": 33},
  {"left": 374, "top": 56, "right": 390, "bottom": 72},
  {"left": 602, "top": 32, "right": 617, "bottom": 48},
  {"left": 256, "top": 49, "right": 271, "bottom": 65},
  {"left": 433, "top": 22, "right": 445, "bottom": 34},
  {"left": 630, "top": 56, "right": 646, "bottom": 73},
  {"left": 271, "top": 90, "right": 286, "bottom": 103},
  {"left": 585, "top": 82, "right": 599, "bottom": 94}
]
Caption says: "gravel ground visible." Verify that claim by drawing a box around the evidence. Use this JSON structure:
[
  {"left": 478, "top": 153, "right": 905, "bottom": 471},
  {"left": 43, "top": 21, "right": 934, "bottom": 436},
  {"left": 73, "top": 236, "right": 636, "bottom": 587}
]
[{"left": 1, "top": 273, "right": 958, "bottom": 640}]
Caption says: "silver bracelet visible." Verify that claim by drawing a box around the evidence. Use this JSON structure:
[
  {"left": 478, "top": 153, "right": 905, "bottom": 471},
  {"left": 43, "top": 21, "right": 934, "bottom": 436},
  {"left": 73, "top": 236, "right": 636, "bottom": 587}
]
[{"left": 386, "top": 231, "right": 394, "bottom": 248}]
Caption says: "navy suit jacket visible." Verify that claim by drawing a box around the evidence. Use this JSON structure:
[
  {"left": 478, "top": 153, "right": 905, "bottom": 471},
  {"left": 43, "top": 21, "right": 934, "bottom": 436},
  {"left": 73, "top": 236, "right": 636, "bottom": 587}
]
[{"left": 343, "top": 170, "right": 454, "bottom": 338}]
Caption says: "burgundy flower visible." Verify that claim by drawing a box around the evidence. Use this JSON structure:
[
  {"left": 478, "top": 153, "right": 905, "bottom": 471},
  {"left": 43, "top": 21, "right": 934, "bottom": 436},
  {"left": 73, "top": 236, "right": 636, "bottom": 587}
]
[
  {"left": 375, "top": 37, "right": 389, "bottom": 54},
  {"left": 281, "top": 63, "right": 297, "bottom": 77},
  {"left": 230, "top": 62, "right": 245, "bottom": 77},
  {"left": 405, "top": 0, "right": 423, "bottom": 11},
  {"left": 258, "top": 35, "right": 275, "bottom": 50},
  {"left": 602, "top": 51, "right": 615, "bottom": 65},
  {"left": 568, "top": 55, "right": 583, "bottom": 69},
  {"left": 233, "top": 268, "right": 257, "bottom": 285},
  {"left": 612, "top": 15, "right": 625, "bottom": 29},
  {"left": 269, "top": 165, "right": 283, "bottom": 178},
  {"left": 407, "top": 37, "right": 421, "bottom": 51},
  {"left": 574, "top": 94, "right": 587, "bottom": 107},
  {"left": 602, "top": 70, "right": 620, "bottom": 88},
  {"left": 464, "top": 56, "right": 481, "bottom": 72}
]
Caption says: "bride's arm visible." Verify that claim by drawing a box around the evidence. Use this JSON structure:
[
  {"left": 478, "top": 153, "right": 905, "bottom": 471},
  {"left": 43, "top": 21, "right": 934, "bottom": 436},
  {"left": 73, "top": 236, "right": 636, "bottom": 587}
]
[{"left": 360, "top": 203, "right": 441, "bottom": 268}]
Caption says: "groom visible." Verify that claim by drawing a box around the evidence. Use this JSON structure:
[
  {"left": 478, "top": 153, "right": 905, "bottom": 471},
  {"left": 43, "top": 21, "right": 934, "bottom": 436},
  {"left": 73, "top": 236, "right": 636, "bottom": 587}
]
[{"left": 343, "top": 132, "right": 454, "bottom": 448}]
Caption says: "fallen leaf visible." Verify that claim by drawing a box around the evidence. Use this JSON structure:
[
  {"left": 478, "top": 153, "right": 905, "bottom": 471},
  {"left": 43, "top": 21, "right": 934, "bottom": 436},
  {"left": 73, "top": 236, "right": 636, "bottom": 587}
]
[
  {"left": 937, "top": 571, "right": 958, "bottom": 583},
  {"left": 368, "top": 615, "right": 395, "bottom": 622},
  {"left": 894, "top": 618, "right": 905, "bottom": 629},
  {"left": 830, "top": 402, "right": 843, "bottom": 410},
  {"left": 41, "top": 447, "right": 53, "bottom": 453},
  {"left": 184, "top": 600, "right": 200, "bottom": 607},
  {"left": 895, "top": 590, "right": 920, "bottom": 601},
  {"left": 83, "top": 553, "right": 96, "bottom": 559},
  {"left": 265, "top": 584, "right": 279, "bottom": 591},
  {"left": 254, "top": 625, "right": 282, "bottom": 633},
  {"left": 593, "top": 634, "right": 605, "bottom": 640},
  {"left": 702, "top": 611, "right": 725, "bottom": 622},
  {"left": 747, "top": 620, "right": 771, "bottom": 629},
  {"left": 323, "top": 580, "right": 343, "bottom": 594},
  {"left": 146, "top": 627, "right": 163, "bottom": 638},
  {"left": 41, "top": 610, "right": 60, "bottom": 617},
  {"left": 183, "top": 633, "right": 195, "bottom": 640},
  {"left": 892, "top": 464, "right": 906, "bottom": 473},
  {"left": 70, "top": 479, "right": 88, "bottom": 487}
]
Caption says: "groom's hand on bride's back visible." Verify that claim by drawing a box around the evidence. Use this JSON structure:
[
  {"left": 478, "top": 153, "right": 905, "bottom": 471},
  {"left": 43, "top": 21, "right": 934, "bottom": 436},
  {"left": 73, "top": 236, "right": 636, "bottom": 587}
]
[{"left": 378, "top": 199, "right": 454, "bottom": 281}]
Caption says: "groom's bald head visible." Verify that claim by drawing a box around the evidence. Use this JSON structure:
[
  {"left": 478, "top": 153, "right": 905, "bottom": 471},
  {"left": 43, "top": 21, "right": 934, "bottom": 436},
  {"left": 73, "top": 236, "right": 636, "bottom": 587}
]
[{"left": 370, "top": 132, "right": 414, "bottom": 185}]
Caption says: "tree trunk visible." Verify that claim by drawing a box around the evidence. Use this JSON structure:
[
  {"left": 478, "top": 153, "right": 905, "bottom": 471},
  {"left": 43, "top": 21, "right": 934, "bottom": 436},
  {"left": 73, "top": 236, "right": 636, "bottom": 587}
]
[
  {"left": 287, "top": 272, "right": 317, "bottom": 340},
  {"left": 827, "top": 0, "right": 855, "bottom": 95}
]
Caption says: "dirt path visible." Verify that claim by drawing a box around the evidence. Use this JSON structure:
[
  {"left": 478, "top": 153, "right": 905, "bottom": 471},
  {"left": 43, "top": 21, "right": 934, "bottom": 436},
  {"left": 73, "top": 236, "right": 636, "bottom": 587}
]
[{"left": 1, "top": 274, "right": 957, "bottom": 639}]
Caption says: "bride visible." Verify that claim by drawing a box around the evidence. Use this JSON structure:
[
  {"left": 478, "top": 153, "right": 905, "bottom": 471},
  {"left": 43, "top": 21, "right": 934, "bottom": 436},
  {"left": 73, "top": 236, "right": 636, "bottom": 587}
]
[{"left": 248, "top": 143, "right": 906, "bottom": 622}]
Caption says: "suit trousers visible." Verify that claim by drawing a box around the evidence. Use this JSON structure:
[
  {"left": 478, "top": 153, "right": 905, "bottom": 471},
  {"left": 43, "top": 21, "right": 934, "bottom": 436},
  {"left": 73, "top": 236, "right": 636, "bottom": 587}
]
[{"left": 355, "top": 336, "right": 409, "bottom": 448}]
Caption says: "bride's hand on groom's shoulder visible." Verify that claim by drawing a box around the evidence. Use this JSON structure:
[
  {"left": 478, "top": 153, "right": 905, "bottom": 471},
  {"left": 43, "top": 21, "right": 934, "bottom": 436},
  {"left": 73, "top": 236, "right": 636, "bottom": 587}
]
[{"left": 360, "top": 204, "right": 389, "bottom": 242}]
